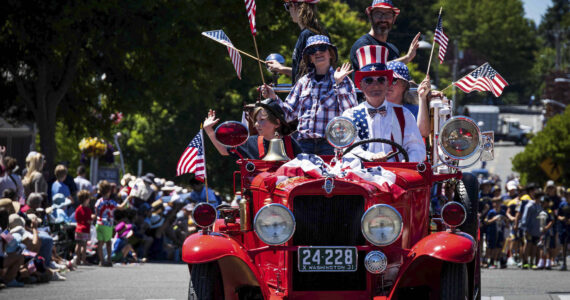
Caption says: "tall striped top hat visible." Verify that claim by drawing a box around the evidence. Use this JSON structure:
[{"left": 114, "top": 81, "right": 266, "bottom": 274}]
[
  {"left": 366, "top": 0, "right": 400, "bottom": 15},
  {"left": 354, "top": 45, "right": 394, "bottom": 89}
]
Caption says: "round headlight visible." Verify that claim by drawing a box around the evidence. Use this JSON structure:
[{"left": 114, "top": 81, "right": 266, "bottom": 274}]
[
  {"left": 254, "top": 204, "right": 295, "bottom": 245},
  {"left": 325, "top": 117, "right": 356, "bottom": 149},
  {"left": 439, "top": 117, "right": 481, "bottom": 160},
  {"left": 361, "top": 204, "right": 403, "bottom": 246}
]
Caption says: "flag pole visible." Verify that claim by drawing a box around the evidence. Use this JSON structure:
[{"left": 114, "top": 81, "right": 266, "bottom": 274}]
[
  {"left": 426, "top": 6, "right": 443, "bottom": 76},
  {"left": 440, "top": 62, "right": 488, "bottom": 93},
  {"left": 252, "top": 35, "right": 266, "bottom": 85},
  {"left": 199, "top": 123, "right": 210, "bottom": 204}
]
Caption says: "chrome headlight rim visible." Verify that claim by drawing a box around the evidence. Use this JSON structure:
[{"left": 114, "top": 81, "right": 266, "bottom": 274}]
[
  {"left": 361, "top": 204, "right": 403, "bottom": 247},
  {"left": 441, "top": 201, "right": 467, "bottom": 228},
  {"left": 438, "top": 116, "right": 482, "bottom": 160},
  {"left": 325, "top": 116, "right": 357, "bottom": 149},
  {"left": 253, "top": 203, "right": 296, "bottom": 246}
]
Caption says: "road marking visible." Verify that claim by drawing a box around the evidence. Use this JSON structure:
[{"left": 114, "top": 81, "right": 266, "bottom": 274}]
[
  {"left": 558, "top": 295, "right": 570, "bottom": 300},
  {"left": 482, "top": 297, "right": 504, "bottom": 300}
]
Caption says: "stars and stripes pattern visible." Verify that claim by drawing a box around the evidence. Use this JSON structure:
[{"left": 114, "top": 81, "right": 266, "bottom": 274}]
[
  {"left": 176, "top": 130, "right": 206, "bottom": 179},
  {"left": 454, "top": 63, "right": 509, "bottom": 97},
  {"left": 434, "top": 15, "right": 448, "bottom": 64},
  {"left": 244, "top": 0, "right": 257, "bottom": 36},
  {"left": 356, "top": 45, "right": 389, "bottom": 69},
  {"left": 353, "top": 108, "right": 370, "bottom": 150},
  {"left": 201, "top": 30, "right": 242, "bottom": 79}
]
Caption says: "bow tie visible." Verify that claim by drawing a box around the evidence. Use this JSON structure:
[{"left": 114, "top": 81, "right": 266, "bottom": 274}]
[{"left": 367, "top": 106, "right": 387, "bottom": 118}]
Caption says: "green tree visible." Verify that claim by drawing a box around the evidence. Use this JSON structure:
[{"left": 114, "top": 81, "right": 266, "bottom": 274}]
[{"left": 512, "top": 106, "right": 570, "bottom": 186}]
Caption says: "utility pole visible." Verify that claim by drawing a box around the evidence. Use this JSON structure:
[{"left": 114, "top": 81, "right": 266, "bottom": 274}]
[{"left": 452, "top": 39, "right": 459, "bottom": 111}]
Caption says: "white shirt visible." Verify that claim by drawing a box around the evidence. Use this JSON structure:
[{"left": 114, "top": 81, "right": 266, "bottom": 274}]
[
  {"left": 74, "top": 176, "right": 93, "bottom": 194},
  {"left": 342, "top": 101, "right": 426, "bottom": 162}
]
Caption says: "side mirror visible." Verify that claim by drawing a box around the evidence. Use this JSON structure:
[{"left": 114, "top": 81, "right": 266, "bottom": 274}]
[{"left": 215, "top": 121, "right": 249, "bottom": 147}]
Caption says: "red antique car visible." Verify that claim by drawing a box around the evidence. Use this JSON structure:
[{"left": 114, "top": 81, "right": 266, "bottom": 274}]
[{"left": 182, "top": 96, "right": 495, "bottom": 300}]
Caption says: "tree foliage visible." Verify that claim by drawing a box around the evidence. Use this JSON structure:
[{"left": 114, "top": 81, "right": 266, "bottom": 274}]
[{"left": 512, "top": 106, "right": 570, "bottom": 186}]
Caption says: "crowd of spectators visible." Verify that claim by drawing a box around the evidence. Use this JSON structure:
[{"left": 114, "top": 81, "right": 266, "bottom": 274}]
[
  {"left": 0, "top": 146, "right": 224, "bottom": 289},
  {"left": 475, "top": 175, "right": 570, "bottom": 271}
]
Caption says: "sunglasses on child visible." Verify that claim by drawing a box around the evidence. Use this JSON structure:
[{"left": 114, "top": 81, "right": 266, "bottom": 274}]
[
  {"left": 362, "top": 76, "right": 387, "bottom": 85},
  {"left": 306, "top": 44, "right": 329, "bottom": 56}
]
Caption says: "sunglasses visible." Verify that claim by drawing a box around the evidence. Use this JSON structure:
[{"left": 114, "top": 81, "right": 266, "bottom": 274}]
[
  {"left": 362, "top": 76, "right": 387, "bottom": 85},
  {"left": 306, "top": 44, "right": 329, "bottom": 56},
  {"left": 391, "top": 78, "right": 399, "bottom": 85}
]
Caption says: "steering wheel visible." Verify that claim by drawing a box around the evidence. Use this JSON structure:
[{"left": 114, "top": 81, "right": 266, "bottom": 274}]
[{"left": 343, "top": 138, "right": 409, "bottom": 162}]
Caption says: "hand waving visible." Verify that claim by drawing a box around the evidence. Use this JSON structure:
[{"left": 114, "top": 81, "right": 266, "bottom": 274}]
[
  {"left": 334, "top": 62, "right": 353, "bottom": 85},
  {"left": 404, "top": 32, "right": 421, "bottom": 63},
  {"left": 203, "top": 109, "right": 220, "bottom": 134}
]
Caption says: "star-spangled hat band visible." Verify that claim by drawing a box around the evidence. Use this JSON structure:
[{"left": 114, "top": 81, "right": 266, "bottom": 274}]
[
  {"left": 366, "top": 0, "right": 400, "bottom": 16},
  {"left": 354, "top": 45, "right": 393, "bottom": 89}
]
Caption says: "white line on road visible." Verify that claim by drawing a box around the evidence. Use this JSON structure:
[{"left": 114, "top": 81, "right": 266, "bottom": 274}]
[
  {"left": 557, "top": 295, "right": 570, "bottom": 300},
  {"left": 482, "top": 297, "right": 505, "bottom": 300}
]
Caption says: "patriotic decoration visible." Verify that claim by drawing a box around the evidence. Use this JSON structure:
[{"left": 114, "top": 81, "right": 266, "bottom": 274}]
[
  {"left": 387, "top": 61, "right": 411, "bottom": 81},
  {"left": 453, "top": 63, "right": 509, "bottom": 97},
  {"left": 263, "top": 154, "right": 403, "bottom": 197},
  {"left": 354, "top": 45, "right": 393, "bottom": 89},
  {"left": 176, "top": 130, "right": 206, "bottom": 179},
  {"left": 366, "top": 0, "right": 400, "bottom": 16},
  {"left": 202, "top": 30, "right": 242, "bottom": 79},
  {"left": 434, "top": 15, "right": 448, "bottom": 64},
  {"left": 244, "top": 0, "right": 257, "bottom": 36}
]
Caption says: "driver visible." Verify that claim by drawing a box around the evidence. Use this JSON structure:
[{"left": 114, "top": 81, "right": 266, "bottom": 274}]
[{"left": 342, "top": 45, "right": 425, "bottom": 162}]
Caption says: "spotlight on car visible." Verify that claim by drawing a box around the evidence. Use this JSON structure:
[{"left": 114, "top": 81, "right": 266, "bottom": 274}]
[
  {"left": 254, "top": 204, "right": 295, "bottom": 245},
  {"left": 438, "top": 116, "right": 481, "bottom": 160},
  {"left": 325, "top": 117, "right": 357, "bottom": 149}
]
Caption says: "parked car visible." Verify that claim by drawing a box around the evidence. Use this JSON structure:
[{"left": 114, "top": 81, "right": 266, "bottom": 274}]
[{"left": 183, "top": 95, "right": 494, "bottom": 300}]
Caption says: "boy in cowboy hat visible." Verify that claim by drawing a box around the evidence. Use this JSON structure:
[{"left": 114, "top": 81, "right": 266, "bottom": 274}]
[
  {"left": 342, "top": 45, "right": 425, "bottom": 162},
  {"left": 350, "top": 0, "right": 420, "bottom": 73},
  {"left": 262, "top": 35, "right": 357, "bottom": 155}
]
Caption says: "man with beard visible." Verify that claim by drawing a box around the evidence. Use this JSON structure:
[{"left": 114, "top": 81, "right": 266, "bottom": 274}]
[{"left": 350, "top": 0, "right": 420, "bottom": 73}]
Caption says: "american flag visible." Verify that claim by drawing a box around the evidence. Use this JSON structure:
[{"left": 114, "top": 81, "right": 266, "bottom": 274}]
[
  {"left": 202, "top": 30, "right": 242, "bottom": 79},
  {"left": 434, "top": 15, "right": 448, "bottom": 64},
  {"left": 244, "top": 0, "right": 257, "bottom": 36},
  {"left": 176, "top": 130, "right": 206, "bottom": 179},
  {"left": 454, "top": 63, "right": 509, "bottom": 97}
]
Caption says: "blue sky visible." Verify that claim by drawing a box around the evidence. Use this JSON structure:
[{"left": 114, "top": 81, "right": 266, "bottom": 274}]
[{"left": 522, "top": 0, "right": 551, "bottom": 25}]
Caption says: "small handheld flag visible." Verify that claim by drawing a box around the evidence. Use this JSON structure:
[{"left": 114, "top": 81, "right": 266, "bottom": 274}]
[
  {"left": 202, "top": 30, "right": 243, "bottom": 79},
  {"left": 453, "top": 63, "right": 508, "bottom": 97},
  {"left": 176, "top": 130, "right": 206, "bottom": 179},
  {"left": 434, "top": 15, "right": 448, "bottom": 64}
]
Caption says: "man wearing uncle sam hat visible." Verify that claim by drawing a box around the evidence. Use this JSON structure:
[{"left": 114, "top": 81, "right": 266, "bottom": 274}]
[
  {"left": 350, "top": 0, "right": 421, "bottom": 73},
  {"left": 342, "top": 45, "right": 425, "bottom": 163}
]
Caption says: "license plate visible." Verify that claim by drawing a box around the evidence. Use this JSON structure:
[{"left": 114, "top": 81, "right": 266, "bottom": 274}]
[{"left": 297, "top": 246, "right": 357, "bottom": 272}]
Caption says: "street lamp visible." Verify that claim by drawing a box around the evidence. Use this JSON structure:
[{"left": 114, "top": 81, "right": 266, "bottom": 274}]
[
  {"left": 418, "top": 40, "right": 432, "bottom": 50},
  {"left": 113, "top": 132, "right": 126, "bottom": 177}
]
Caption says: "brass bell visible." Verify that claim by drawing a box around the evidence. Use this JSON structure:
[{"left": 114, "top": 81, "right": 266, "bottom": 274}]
[{"left": 263, "top": 138, "right": 290, "bottom": 161}]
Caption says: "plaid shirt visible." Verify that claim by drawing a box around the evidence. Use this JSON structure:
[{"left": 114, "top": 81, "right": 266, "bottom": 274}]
[{"left": 279, "top": 67, "right": 357, "bottom": 139}]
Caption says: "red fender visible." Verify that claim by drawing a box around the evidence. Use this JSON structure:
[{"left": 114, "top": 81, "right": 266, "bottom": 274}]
[
  {"left": 408, "top": 231, "right": 476, "bottom": 263},
  {"left": 182, "top": 232, "right": 270, "bottom": 299}
]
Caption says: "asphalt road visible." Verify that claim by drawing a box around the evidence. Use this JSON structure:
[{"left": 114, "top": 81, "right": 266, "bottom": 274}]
[
  {"left": 465, "top": 140, "right": 525, "bottom": 183},
  {"left": 3, "top": 261, "right": 570, "bottom": 300}
]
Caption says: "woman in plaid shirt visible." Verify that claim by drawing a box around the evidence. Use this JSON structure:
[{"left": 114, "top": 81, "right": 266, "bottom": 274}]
[{"left": 262, "top": 35, "right": 357, "bottom": 155}]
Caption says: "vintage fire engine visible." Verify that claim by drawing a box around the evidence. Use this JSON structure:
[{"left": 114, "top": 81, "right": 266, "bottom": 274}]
[{"left": 182, "top": 94, "right": 494, "bottom": 300}]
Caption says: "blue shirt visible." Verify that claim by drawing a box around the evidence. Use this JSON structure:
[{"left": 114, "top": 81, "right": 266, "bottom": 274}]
[
  {"left": 292, "top": 29, "right": 316, "bottom": 83},
  {"left": 51, "top": 181, "right": 71, "bottom": 198},
  {"left": 190, "top": 187, "right": 218, "bottom": 206},
  {"left": 403, "top": 103, "right": 419, "bottom": 120}
]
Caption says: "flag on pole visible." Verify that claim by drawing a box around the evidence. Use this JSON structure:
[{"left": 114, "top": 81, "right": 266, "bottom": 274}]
[
  {"left": 434, "top": 14, "right": 448, "bottom": 64},
  {"left": 202, "top": 30, "right": 242, "bottom": 79},
  {"left": 244, "top": 0, "right": 257, "bottom": 36},
  {"left": 176, "top": 130, "right": 206, "bottom": 179},
  {"left": 453, "top": 63, "right": 509, "bottom": 97}
]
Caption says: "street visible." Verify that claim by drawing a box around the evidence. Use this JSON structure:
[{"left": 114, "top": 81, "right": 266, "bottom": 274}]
[{"left": 2, "top": 262, "right": 570, "bottom": 300}]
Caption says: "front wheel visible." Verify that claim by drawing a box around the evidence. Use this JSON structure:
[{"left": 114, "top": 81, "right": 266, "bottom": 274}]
[
  {"left": 441, "top": 262, "right": 468, "bottom": 300},
  {"left": 188, "top": 262, "right": 224, "bottom": 300}
]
